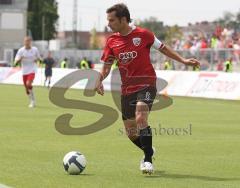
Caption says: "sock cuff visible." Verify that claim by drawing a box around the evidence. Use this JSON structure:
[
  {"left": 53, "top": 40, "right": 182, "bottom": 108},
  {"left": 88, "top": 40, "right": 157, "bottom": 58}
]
[{"left": 140, "top": 126, "right": 152, "bottom": 136}]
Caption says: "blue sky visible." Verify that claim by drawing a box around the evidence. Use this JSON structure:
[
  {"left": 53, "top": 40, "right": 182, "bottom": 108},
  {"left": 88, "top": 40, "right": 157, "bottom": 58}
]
[{"left": 56, "top": 0, "right": 240, "bottom": 31}]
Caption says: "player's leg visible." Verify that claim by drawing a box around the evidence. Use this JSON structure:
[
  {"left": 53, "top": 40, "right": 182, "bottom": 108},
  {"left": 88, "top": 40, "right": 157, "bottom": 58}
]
[
  {"left": 44, "top": 77, "right": 47, "bottom": 87},
  {"left": 135, "top": 87, "right": 157, "bottom": 174},
  {"left": 123, "top": 119, "right": 142, "bottom": 149},
  {"left": 25, "top": 73, "right": 35, "bottom": 107},
  {"left": 136, "top": 102, "right": 154, "bottom": 174},
  {"left": 121, "top": 94, "right": 142, "bottom": 150},
  {"left": 22, "top": 75, "right": 29, "bottom": 95},
  {"left": 123, "top": 118, "right": 151, "bottom": 173},
  {"left": 136, "top": 101, "right": 153, "bottom": 162},
  {"left": 46, "top": 69, "right": 52, "bottom": 88},
  {"left": 27, "top": 79, "right": 35, "bottom": 106},
  {"left": 44, "top": 71, "right": 47, "bottom": 87},
  {"left": 48, "top": 75, "right": 51, "bottom": 88}
]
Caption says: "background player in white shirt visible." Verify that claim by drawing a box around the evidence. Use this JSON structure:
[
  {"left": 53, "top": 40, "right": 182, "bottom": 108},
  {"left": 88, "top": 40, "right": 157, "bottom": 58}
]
[{"left": 14, "top": 36, "right": 41, "bottom": 108}]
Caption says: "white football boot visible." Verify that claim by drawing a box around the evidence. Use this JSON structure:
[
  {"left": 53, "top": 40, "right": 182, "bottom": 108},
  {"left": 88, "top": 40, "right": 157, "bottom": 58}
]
[
  {"left": 140, "top": 147, "right": 155, "bottom": 175},
  {"left": 141, "top": 162, "right": 154, "bottom": 175},
  {"left": 28, "top": 100, "right": 35, "bottom": 108},
  {"left": 28, "top": 90, "right": 36, "bottom": 108}
]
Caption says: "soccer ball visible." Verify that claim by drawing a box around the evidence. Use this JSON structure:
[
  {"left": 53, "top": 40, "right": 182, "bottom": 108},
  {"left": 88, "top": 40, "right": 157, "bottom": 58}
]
[{"left": 63, "top": 151, "right": 87, "bottom": 175}]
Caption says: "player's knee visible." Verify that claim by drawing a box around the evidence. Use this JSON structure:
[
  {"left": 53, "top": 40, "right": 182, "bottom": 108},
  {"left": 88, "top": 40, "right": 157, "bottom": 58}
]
[
  {"left": 27, "top": 84, "right": 32, "bottom": 90},
  {"left": 135, "top": 101, "right": 149, "bottom": 126},
  {"left": 135, "top": 111, "right": 148, "bottom": 129},
  {"left": 25, "top": 87, "right": 29, "bottom": 94},
  {"left": 26, "top": 81, "right": 32, "bottom": 90},
  {"left": 136, "top": 101, "right": 149, "bottom": 113},
  {"left": 136, "top": 114, "right": 147, "bottom": 126}
]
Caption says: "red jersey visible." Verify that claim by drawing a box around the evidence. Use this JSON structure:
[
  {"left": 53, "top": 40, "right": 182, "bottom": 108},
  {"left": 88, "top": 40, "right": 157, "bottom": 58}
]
[{"left": 101, "top": 26, "right": 163, "bottom": 95}]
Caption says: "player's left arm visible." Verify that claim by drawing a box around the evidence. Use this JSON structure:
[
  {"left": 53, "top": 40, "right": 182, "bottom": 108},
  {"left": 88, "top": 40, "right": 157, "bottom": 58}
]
[
  {"left": 152, "top": 36, "right": 200, "bottom": 67},
  {"left": 160, "top": 45, "right": 200, "bottom": 67},
  {"left": 14, "top": 49, "right": 23, "bottom": 66}
]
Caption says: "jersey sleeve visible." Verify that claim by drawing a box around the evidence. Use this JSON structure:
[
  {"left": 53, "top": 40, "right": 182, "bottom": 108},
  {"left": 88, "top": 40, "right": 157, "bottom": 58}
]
[
  {"left": 144, "top": 29, "right": 155, "bottom": 48},
  {"left": 14, "top": 48, "right": 23, "bottom": 61},
  {"left": 152, "top": 36, "right": 165, "bottom": 50},
  {"left": 144, "top": 29, "right": 165, "bottom": 50},
  {"left": 100, "top": 39, "right": 114, "bottom": 65}
]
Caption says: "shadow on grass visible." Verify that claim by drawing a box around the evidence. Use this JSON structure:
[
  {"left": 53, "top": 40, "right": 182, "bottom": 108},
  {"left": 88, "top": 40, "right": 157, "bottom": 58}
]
[
  {"left": 145, "top": 170, "right": 240, "bottom": 181},
  {"left": 65, "top": 173, "right": 95, "bottom": 176}
]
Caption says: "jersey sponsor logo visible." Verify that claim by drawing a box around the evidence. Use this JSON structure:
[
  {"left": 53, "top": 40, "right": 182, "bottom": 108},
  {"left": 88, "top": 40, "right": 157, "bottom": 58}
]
[
  {"left": 118, "top": 51, "right": 138, "bottom": 64},
  {"left": 132, "top": 37, "right": 141, "bottom": 46}
]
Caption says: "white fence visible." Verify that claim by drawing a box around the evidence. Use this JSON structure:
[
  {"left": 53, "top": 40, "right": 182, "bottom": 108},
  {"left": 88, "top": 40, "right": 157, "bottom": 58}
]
[{"left": 1, "top": 67, "right": 240, "bottom": 100}]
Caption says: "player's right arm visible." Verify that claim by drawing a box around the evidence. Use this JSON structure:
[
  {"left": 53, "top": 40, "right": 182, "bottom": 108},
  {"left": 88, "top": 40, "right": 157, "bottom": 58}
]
[
  {"left": 95, "top": 55, "right": 115, "bottom": 96},
  {"left": 14, "top": 49, "right": 24, "bottom": 66},
  {"left": 95, "top": 38, "right": 115, "bottom": 96}
]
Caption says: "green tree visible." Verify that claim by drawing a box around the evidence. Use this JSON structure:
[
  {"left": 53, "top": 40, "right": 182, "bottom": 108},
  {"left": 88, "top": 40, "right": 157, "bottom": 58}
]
[
  {"left": 234, "top": 11, "right": 240, "bottom": 31},
  {"left": 136, "top": 17, "right": 166, "bottom": 40},
  {"left": 90, "top": 28, "right": 99, "bottom": 49},
  {"left": 165, "top": 25, "right": 183, "bottom": 44},
  {"left": 215, "top": 11, "right": 240, "bottom": 31},
  {"left": 28, "top": 0, "right": 59, "bottom": 40}
]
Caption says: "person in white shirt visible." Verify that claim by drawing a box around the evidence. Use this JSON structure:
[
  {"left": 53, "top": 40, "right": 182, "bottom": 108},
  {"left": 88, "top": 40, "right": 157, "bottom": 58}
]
[{"left": 14, "top": 36, "right": 41, "bottom": 108}]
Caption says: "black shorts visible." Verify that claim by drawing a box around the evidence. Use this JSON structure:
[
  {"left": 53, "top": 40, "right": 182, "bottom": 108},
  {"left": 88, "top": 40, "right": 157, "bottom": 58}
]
[
  {"left": 45, "top": 69, "right": 52, "bottom": 77},
  {"left": 121, "top": 86, "right": 157, "bottom": 120}
]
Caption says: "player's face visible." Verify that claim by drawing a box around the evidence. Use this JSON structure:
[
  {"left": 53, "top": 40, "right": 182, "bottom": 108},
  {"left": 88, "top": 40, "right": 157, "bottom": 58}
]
[
  {"left": 107, "top": 11, "right": 124, "bottom": 32},
  {"left": 24, "top": 37, "right": 32, "bottom": 49}
]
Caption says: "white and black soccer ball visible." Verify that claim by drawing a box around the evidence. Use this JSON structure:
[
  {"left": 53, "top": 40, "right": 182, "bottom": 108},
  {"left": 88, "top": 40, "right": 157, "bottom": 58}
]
[{"left": 63, "top": 151, "right": 87, "bottom": 175}]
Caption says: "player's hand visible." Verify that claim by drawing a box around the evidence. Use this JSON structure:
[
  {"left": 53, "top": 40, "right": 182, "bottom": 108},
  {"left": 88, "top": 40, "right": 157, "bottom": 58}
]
[
  {"left": 183, "top": 58, "right": 200, "bottom": 68},
  {"left": 106, "top": 55, "right": 116, "bottom": 64},
  {"left": 34, "top": 59, "right": 40, "bottom": 63},
  {"left": 14, "top": 57, "right": 23, "bottom": 67},
  {"left": 19, "top": 56, "right": 24, "bottom": 62},
  {"left": 95, "top": 80, "right": 104, "bottom": 96}
]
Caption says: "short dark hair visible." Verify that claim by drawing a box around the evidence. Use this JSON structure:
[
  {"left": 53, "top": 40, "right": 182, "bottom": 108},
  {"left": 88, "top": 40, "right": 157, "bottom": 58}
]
[{"left": 106, "top": 3, "right": 131, "bottom": 23}]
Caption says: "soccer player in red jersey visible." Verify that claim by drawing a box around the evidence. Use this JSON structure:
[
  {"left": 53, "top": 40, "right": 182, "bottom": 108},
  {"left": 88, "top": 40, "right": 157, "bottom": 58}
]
[{"left": 95, "top": 4, "right": 200, "bottom": 174}]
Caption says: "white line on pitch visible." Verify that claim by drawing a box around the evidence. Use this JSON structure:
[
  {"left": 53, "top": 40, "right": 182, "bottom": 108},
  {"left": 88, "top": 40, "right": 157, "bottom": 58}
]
[{"left": 0, "top": 183, "right": 12, "bottom": 188}]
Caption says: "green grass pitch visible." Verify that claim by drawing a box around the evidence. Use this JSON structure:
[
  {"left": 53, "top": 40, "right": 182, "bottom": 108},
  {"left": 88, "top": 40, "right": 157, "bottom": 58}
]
[{"left": 0, "top": 84, "right": 240, "bottom": 188}]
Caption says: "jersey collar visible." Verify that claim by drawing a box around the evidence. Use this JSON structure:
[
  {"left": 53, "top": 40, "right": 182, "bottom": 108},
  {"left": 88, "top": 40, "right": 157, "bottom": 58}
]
[{"left": 120, "top": 25, "right": 136, "bottom": 36}]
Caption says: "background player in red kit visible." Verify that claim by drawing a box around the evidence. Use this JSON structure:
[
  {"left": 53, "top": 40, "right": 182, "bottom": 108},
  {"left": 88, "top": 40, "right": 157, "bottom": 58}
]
[{"left": 95, "top": 4, "right": 200, "bottom": 174}]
